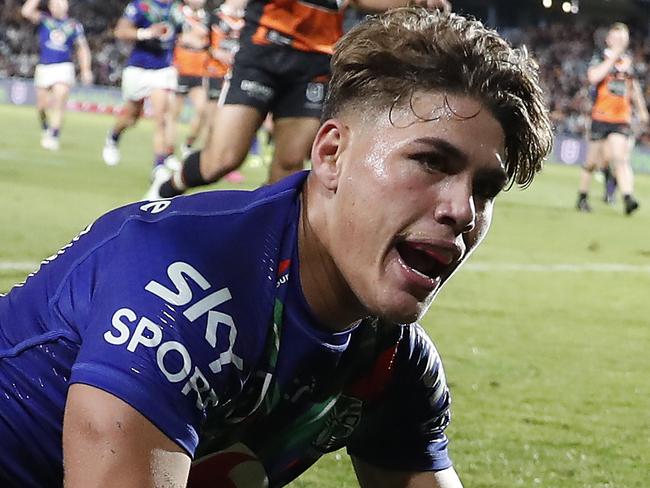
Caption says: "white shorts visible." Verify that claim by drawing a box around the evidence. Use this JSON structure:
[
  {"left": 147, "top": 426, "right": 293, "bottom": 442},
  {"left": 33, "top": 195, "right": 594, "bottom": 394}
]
[
  {"left": 121, "top": 65, "right": 178, "bottom": 101},
  {"left": 34, "top": 62, "right": 75, "bottom": 88}
]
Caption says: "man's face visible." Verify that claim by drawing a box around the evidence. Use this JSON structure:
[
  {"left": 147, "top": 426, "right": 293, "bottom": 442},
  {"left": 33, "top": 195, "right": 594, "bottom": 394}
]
[
  {"left": 48, "top": 0, "right": 68, "bottom": 18},
  {"left": 327, "top": 93, "right": 507, "bottom": 324},
  {"left": 606, "top": 29, "right": 629, "bottom": 52},
  {"left": 186, "top": 0, "right": 206, "bottom": 9}
]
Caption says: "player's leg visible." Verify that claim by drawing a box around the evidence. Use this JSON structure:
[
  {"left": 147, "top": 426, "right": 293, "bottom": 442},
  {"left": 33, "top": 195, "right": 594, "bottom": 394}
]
[
  {"left": 606, "top": 131, "right": 638, "bottom": 215},
  {"left": 102, "top": 99, "right": 144, "bottom": 166},
  {"left": 36, "top": 86, "right": 51, "bottom": 148},
  {"left": 266, "top": 51, "right": 330, "bottom": 183},
  {"left": 46, "top": 82, "right": 71, "bottom": 150},
  {"left": 149, "top": 87, "right": 176, "bottom": 173},
  {"left": 154, "top": 103, "right": 264, "bottom": 198},
  {"left": 267, "top": 117, "right": 320, "bottom": 183},
  {"left": 103, "top": 66, "right": 147, "bottom": 166},
  {"left": 577, "top": 139, "right": 604, "bottom": 212},
  {"left": 150, "top": 58, "right": 273, "bottom": 198},
  {"left": 182, "top": 82, "right": 208, "bottom": 156}
]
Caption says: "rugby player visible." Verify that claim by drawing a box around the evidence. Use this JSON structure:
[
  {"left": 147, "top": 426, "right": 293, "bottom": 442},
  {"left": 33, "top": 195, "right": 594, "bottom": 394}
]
[
  {"left": 21, "top": 0, "right": 92, "bottom": 151},
  {"left": 101, "top": 0, "right": 184, "bottom": 176},
  {"left": 576, "top": 22, "right": 649, "bottom": 215},
  {"left": 0, "top": 8, "right": 552, "bottom": 488},
  {"left": 172, "top": 0, "right": 210, "bottom": 159},
  {"left": 148, "top": 0, "right": 451, "bottom": 199}
]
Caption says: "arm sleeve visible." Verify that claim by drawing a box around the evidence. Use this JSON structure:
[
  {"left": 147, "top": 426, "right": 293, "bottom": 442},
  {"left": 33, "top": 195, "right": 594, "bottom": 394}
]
[{"left": 346, "top": 324, "right": 453, "bottom": 472}]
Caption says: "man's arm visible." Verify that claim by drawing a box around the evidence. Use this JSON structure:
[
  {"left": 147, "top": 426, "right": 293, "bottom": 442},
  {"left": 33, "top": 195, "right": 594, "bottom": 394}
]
[
  {"left": 75, "top": 35, "right": 93, "bottom": 85},
  {"left": 631, "top": 79, "right": 649, "bottom": 125},
  {"left": 348, "top": 0, "right": 450, "bottom": 14},
  {"left": 352, "top": 456, "right": 463, "bottom": 488},
  {"left": 114, "top": 16, "right": 168, "bottom": 42},
  {"left": 587, "top": 50, "right": 624, "bottom": 86},
  {"left": 21, "top": 0, "right": 43, "bottom": 24},
  {"left": 63, "top": 384, "right": 191, "bottom": 488}
]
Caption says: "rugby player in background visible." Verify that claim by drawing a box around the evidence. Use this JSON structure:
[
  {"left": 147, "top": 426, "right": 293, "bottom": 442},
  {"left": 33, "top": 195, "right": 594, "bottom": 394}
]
[
  {"left": 101, "top": 0, "right": 183, "bottom": 179},
  {"left": 0, "top": 8, "right": 552, "bottom": 488},
  {"left": 21, "top": 0, "right": 93, "bottom": 151},
  {"left": 147, "top": 0, "right": 451, "bottom": 199},
  {"left": 172, "top": 0, "right": 210, "bottom": 160},
  {"left": 576, "top": 22, "right": 649, "bottom": 215}
]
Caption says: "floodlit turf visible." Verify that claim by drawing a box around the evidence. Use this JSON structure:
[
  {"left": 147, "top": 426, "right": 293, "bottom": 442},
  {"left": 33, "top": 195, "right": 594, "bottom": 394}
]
[{"left": 1, "top": 104, "right": 649, "bottom": 487}]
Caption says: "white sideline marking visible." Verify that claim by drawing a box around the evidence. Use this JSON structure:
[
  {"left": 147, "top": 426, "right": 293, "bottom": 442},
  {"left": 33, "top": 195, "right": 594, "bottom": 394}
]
[
  {"left": 0, "top": 262, "right": 40, "bottom": 272},
  {"left": 2, "top": 261, "right": 650, "bottom": 274}
]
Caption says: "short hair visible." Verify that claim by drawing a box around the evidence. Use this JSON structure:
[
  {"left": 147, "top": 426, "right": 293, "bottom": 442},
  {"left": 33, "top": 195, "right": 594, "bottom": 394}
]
[
  {"left": 324, "top": 7, "right": 553, "bottom": 188},
  {"left": 610, "top": 22, "right": 628, "bottom": 33}
]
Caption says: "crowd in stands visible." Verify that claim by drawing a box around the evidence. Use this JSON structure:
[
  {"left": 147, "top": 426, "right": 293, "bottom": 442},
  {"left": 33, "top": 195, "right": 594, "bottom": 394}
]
[{"left": 1, "top": 1, "right": 649, "bottom": 144}]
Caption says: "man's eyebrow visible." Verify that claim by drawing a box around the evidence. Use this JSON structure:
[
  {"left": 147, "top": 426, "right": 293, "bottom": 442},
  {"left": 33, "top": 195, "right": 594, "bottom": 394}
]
[
  {"left": 411, "top": 137, "right": 507, "bottom": 181},
  {"left": 410, "top": 137, "right": 469, "bottom": 164}
]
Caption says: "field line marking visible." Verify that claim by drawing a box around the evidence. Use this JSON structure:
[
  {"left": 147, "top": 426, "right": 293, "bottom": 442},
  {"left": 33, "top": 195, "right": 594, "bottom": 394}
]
[{"left": 2, "top": 261, "right": 650, "bottom": 274}]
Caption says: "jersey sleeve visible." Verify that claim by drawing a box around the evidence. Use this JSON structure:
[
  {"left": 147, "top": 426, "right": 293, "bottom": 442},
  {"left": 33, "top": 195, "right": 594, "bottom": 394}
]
[
  {"left": 171, "top": 2, "right": 186, "bottom": 33},
  {"left": 346, "top": 324, "right": 453, "bottom": 472},
  {"left": 73, "top": 20, "right": 86, "bottom": 43},
  {"left": 63, "top": 209, "right": 265, "bottom": 457},
  {"left": 122, "top": 1, "right": 143, "bottom": 25}
]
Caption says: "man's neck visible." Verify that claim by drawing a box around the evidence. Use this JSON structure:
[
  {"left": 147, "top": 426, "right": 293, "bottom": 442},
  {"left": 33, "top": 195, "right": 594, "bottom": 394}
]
[{"left": 297, "top": 182, "right": 368, "bottom": 333}]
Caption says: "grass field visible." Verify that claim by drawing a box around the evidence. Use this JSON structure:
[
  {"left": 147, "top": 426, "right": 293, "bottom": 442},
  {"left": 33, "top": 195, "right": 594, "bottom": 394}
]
[{"left": 1, "top": 104, "right": 649, "bottom": 487}]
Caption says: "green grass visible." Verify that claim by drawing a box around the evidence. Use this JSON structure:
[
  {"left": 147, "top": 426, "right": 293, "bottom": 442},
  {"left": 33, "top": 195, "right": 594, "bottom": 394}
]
[{"left": 2, "top": 104, "right": 650, "bottom": 487}]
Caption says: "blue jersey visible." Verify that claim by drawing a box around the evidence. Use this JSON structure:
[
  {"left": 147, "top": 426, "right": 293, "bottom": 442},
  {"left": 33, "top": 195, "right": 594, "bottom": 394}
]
[
  {"left": 37, "top": 15, "right": 85, "bottom": 65},
  {"left": 0, "top": 172, "right": 453, "bottom": 487},
  {"left": 123, "top": 0, "right": 184, "bottom": 69}
]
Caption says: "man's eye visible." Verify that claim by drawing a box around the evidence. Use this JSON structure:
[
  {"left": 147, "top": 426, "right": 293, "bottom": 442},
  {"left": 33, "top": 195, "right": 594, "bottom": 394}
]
[
  {"left": 474, "top": 181, "right": 505, "bottom": 201},
  {"left": 411, "top": 153, "right": 444, "bottom": 172}
]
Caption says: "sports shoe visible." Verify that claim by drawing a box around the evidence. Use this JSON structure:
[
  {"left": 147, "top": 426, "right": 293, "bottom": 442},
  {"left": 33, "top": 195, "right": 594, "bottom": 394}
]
[
  {"left": 624, "top": 196, "right": 639, "bottom": 216},
  {"left": 102, "top": 136, "right": 120, "bottom": 166},
  {"left": 144, "top": 165, "right": 172, "bottom": 201},
  {"left": 164, "top": 154, "right": 182, "bottom": 172},
  {"left": 180, "top": 143, "right": 192, "bottom": 160},
  {"left": 576, "top": 198, "right": 592, "bottom": 213},
  {"left": 224, "top": 170, "right": 245, "bottom": 183},
  {"left": 41, "top": 132, "right": 60, "bottom": 151}
]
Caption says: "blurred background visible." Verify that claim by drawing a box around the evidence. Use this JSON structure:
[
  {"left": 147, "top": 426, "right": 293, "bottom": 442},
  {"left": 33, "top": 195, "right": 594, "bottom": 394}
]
[{"left": 0, "top": 0, "right": 649, "bottom": 486}]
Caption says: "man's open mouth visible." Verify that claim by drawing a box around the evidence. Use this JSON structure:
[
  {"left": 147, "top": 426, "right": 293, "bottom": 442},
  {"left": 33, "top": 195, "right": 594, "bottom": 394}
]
[{"left": 395, "top": 241, "right": 456, "bottom": 281}]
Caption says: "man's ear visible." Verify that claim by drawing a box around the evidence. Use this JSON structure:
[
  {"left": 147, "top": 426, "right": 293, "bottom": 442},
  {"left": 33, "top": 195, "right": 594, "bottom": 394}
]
[{"left": 310, "top": 119, "right": 348, "bottom": 192}]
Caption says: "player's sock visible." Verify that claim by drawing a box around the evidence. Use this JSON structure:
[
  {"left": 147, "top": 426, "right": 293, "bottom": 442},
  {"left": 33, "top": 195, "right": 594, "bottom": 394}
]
[
  {"left": 39, "top": 110, "right": 48, "bottom": 132},
  {"left": 109, "top": 129, "right": 122, "bottom": 143},
  {"left": 576, "top": 192, "right": 591, "bottom": 212},
  {"left": 623, "top": 194, "right": 639, "bottom": 215},
  {"left": 250, "top": 136, "right": 259, "bottom": 156},
  {"left": 51, "top": 128, "right": 60, "bottom": 139},
  {"left": 182, "top": 150, "right": 209, "bottom": 188},
  {"left": 154, "top": 153, "right": 167, "bottom": 168},
  {"left": 159, "top": 179, "right": 184, "bottom": 198}
]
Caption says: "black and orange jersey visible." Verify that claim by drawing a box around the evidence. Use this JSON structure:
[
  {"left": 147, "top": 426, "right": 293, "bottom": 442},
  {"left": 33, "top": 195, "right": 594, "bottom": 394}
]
[
  {"left": 205, "top": 6, "right": 245, "bottom": 79},
  {"left": 173, "top": 4, "right": 210, "bottom": 77},
  {"left": 245, "top": 0, "right": 345, "bottom": 55},
  {"left": 590, "top": 49, "right": 636, "bottom": 124}
]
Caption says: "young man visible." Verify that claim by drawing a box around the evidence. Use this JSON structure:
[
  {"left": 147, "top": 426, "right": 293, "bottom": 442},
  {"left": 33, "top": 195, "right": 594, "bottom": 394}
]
[
  {"left": 148, "top": 0, "right": 451, "bottom": 199},
  {"left": 576, "top": 22, "right": 649, "bottom": 215},
  {"left": 21, "top": 0, "right": 92, "bottom": 151},
  {"left": 101, "top": 0, "right": 184, "bottom": 176},
  {"left": 172, "top": 0, "right": 210, "bottom": 159},
  {"left": 0, "top": 8, "right": 552, "bottom": 488}
]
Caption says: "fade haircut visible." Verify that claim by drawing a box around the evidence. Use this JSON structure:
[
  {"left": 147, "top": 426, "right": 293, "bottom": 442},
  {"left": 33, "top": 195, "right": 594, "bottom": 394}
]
[{"left": 324, "top": 7, "right": 553, "bottom": 188}]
